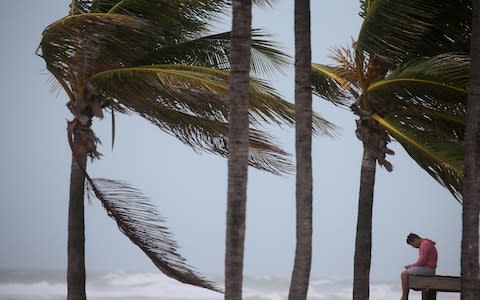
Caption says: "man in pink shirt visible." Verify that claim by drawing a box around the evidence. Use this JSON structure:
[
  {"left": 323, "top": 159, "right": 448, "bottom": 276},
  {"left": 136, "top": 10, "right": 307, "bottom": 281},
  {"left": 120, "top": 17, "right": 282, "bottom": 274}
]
[{"left": 400, "top": 233, "right": 438, "bottom": 300}]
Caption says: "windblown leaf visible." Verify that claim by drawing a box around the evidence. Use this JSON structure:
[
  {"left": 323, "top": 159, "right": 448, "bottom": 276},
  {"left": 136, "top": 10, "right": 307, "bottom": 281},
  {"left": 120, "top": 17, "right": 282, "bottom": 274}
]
[
  {"left": 357, "top": 0, "right": 471, "bottom": 64},
  {"left": 87, "top": 178, "right": 222, "bottom": 291},
  {"left": 311, "top": 63, "right": 358, "bottom": 105},
  {"left": 39, "top": 13, "right": 155, "bottom": 86},
  {"left": 89, "top": 64, "right": 334, "bottom": 136},
  {"left": 373, "top": 114, "right": 463, "bottom": 201},
  {"left": 132, "top": 30, "right": 290, "bottom": 78},
  {"left": 368, "top": 53, "right": 469, "bottom": 122}
]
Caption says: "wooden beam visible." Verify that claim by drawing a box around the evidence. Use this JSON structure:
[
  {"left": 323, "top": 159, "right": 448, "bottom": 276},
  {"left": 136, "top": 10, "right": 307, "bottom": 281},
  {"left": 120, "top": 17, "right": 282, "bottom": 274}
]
[{"left": 409, "top": 275, "right": 461, "bottom": 292}]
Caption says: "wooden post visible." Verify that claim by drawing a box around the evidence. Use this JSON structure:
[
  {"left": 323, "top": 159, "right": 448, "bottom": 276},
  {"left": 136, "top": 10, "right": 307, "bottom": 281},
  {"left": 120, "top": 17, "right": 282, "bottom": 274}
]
[{"left": 421, "top": 289, "right": 436, "bottom": 300}]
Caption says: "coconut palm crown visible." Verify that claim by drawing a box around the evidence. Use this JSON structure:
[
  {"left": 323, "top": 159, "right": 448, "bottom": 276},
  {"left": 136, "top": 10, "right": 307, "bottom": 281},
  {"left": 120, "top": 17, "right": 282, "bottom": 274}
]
[
  {"left": 313, "top": 0, "right": 471, "bottom": 201},
  {"left": 39, "top": 0, "right": 334, "bottom": 175}
]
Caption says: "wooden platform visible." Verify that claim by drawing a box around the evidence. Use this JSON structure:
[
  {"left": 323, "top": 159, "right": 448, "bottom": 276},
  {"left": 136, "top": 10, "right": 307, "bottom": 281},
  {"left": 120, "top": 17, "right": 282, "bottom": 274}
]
[{"left": 409, "top": 275, "right": 460, "bottom": 300}]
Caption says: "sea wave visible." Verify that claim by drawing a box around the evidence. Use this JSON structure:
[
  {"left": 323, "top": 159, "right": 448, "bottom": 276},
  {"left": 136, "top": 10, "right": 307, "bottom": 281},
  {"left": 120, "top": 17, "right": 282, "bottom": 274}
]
[{"left": 0, "top": 269, "right": 460, "bottom": 300}]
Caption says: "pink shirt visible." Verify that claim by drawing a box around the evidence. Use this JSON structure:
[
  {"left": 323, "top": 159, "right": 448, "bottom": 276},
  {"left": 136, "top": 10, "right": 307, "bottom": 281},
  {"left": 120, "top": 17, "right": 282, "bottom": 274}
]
[{"left": 411, "top": 239, "right": 438, "bottom": 269}]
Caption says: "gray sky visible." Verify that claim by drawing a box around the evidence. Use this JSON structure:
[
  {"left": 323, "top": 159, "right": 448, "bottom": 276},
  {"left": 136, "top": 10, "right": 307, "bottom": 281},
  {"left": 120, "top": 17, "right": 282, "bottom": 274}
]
[{"left": 0, "top": 0, "right": 461, "bottom": 282}]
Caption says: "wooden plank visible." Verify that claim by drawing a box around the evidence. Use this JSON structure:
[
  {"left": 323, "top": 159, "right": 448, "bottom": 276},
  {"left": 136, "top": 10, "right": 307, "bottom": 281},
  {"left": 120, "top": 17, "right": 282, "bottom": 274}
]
[{"left": 409, "top": 275, "right": 461, "bottom": 292}]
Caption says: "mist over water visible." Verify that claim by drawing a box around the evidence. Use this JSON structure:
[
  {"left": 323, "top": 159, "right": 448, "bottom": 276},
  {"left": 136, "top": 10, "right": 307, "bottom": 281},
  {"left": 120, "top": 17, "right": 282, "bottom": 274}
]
[{"left": 0, "top": 269, "right": 460, "bottom": 300}]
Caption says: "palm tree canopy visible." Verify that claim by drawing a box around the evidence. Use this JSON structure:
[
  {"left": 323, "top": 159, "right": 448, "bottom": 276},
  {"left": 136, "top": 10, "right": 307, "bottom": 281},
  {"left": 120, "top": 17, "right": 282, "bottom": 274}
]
[
  {"left": 312, "top": 50, "right": 467, "bottom": 200},
  {"left": 357, "top": 0, "right": 471, "bottom": 65},
  {"left": 38, "top": 0, "right": 336, "bottom": 175}
]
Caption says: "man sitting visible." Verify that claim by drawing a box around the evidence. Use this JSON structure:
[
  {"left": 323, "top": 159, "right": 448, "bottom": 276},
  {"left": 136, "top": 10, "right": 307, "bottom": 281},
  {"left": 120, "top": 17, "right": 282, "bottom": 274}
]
[{"left": 400, "top": 233, "right": 438, "bottom": 300}]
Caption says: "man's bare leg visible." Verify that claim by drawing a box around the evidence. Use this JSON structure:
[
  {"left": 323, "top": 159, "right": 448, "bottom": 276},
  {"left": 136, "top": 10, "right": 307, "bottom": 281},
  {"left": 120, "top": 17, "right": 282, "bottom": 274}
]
[{"left": 400, "top": 270, "right": 410, "bottom": 300}]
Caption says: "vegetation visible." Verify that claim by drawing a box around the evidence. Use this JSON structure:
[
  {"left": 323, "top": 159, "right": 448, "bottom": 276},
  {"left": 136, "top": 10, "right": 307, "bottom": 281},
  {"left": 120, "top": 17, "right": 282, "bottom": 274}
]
[
  {"left": 38, "top": 1, "right": 334, "bottom": 299},
  {"left": 312, "top": 0, "right": 472, "bottom": 298}
]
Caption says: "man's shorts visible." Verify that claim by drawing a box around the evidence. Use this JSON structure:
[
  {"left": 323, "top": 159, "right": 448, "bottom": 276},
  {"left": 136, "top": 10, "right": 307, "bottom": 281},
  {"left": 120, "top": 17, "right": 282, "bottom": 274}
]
[{"left": 406, "top": 266, "right": 435, "bottom": 276}]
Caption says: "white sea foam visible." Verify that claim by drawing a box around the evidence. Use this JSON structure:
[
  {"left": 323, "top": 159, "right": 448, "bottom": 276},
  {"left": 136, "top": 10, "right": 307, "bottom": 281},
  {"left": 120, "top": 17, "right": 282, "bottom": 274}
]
[{"left": 0, "top": 270, "right": 460, "bottom": 300}]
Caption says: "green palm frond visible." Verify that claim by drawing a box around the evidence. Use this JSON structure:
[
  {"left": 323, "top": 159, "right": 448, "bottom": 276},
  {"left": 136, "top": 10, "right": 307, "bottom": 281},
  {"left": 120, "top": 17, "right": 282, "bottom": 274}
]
[
  {"left": 88, "top": 0, "right": 274, "bottom": 14},
  {"left": 311, "top": 63, "right": 358, "bottom": 105},
  {"left": 368, "top": 54, "right": 469, "bottom": 117},
  {"left": 372, "top": 114, "right": 463, "bottom": 200},
  {"left": 249, "top": 30, "right": 290, "bottom": 77},
  {"left": 39, "top": 14, "right": 290, "bottom": 91},
  {"left": 89, "top": 64, "right": 334, "bottom": 136},
  {"left": 357, "top": 0, "right": 471, "bottom": 64},
  {"left": 87, "top": 178, "right": 222, "bottom": 291},
  {"left": 39, "top": 13, "right": 155, "bottom": 85},
  {"left": 88, "top": 65, "right": 298, "bottom": 173},
  {"left": 149, "top": 30, "right": 290, "bottom": 78}
]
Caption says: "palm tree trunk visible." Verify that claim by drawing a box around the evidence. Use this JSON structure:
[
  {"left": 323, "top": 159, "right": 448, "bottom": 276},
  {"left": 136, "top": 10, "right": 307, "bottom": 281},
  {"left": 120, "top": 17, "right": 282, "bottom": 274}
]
[
  {"left": 67, "top": 122, "right": 88, "bottom": 300},
  {"left": 288, "top": 1, "right": 313, "bottom": 299},
  {"left": 461, "top": 1, "right": 480, "bottom": 299},
  {"left": 353, "top": 146, "right": 376, "bottom": 300},
  {"left": 225, "top": 1, "right": 252, "bottom": 299}
]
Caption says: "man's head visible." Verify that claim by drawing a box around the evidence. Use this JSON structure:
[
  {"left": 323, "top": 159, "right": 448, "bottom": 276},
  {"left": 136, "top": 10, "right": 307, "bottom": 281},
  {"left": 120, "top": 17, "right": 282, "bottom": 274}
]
[{"left": 406, "top": 233, "right": 422, "bottom": 248}]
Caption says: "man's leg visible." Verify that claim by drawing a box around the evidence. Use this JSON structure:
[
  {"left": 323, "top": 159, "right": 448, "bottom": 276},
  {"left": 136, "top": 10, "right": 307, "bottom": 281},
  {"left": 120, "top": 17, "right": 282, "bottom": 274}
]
[{"left": 401, "top": 270, "right": 410, "bottom": 300}]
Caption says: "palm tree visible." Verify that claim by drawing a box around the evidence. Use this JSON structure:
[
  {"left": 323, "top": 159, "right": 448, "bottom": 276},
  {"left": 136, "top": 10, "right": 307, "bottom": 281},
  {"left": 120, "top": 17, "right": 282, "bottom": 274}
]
[
  {"left": 225, "top": 0, "right": 252, "bottom": 299},
  {"left": 312, "top": 40, "right": 469, "bottom": 300},
  {"left": 314, "top": 50, "right": 469, "bottom": 300},
  {"left": 312, "top": 1, "right": 471, "bottom": 298},
  {"left": 288, "top": 0, "right": 313, "bottom": 299},
  {"left": 461, "top": 1, "right": 480, "bottom": 298},
  {"left": 38, "top": 1, "right": 335, "bottom": 299}
]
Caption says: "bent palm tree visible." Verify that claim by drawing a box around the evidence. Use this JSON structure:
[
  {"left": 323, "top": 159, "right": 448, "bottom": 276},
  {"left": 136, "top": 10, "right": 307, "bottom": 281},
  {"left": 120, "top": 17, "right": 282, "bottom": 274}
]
[
  {"left": 313, "top": 1, "right": 471, "bottom": 298},
  {"left": 313, "top": 50, "right": 468, "bottom": 300},
  {"left": 38, "top": 1, "right": 335, "bottom": 299}
]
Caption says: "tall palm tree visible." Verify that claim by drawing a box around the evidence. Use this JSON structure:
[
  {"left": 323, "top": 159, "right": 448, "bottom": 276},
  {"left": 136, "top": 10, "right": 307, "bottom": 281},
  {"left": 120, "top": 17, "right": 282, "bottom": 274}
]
[
  {"left": 314, "top": 49, "right": 468, "bottom": 299},
  {"left": 225, "top": 0, "right": 252, "bottom": 299},
  {"left": 38, "top": 1, "right": 334, "bottom": 299},
  {"left": 461, "top": 1, "right": 480, "bottom": 298},
  {"left": 313, "top": 1, "right": 471, "bottom": 298},
  {"left": 288, "top": 0, "right": 313, "bottom": 299}
]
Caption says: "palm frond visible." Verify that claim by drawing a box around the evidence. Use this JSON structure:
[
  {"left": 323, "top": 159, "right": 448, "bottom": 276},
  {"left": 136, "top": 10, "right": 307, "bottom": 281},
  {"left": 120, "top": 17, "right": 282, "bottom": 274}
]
[
  {"left": 105, "top": 0, "right": 230, "bottom": 40},
  {"left": 90, "top": 64, "right": 334, "bottom": 136},
  {"left": 357, "top": 0, "right": 471, "bottom": 64},
  {"left": 311, "top": 63, "right": 358, "bottom": 105},
  {"left": 87, "top": 178, "right": 222, "bottom": 291},
  {"left": 328, "top": 46, "right": 359, "bottom": 85},
  {"left": 90, "top": 65, "right": 283, "bottom": 125},
  {"left": 89, "top": 0, "right": 274, "bottom": 14},
  {"left": 372, "top": 114, "right": 463, "bottom": 201},
  {"left": 248, "top": 30, "right": 290, "bottom": 77},
  {"left": 359, "top": 0, "right": 373, "bottom": 18},
  {"left": 368, "top": 54, "right": 469, "bottom": 118},
  {"left": 39, "top": 13, "right": 155, "bottom": 85},
  {"left": 90, "top": 66, "right": 296, "bottom": 173},
  {"left": 144, "top": 30, "right": 290, "bottom": 78},
  {"left": 130, "top": 105, "right": 295, "bottom": 174},
  {"left": 70, "top": 0, "right": 95, "bottom": 14},
  {"left": 90, "top": 0, "right": 118, "bottom": 12}
]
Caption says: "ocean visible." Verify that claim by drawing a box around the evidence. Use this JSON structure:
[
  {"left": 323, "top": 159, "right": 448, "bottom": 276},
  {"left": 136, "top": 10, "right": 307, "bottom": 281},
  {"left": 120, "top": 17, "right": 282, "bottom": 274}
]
[{"left": 0, "top": 269, "right": 459, "bottom": 300}]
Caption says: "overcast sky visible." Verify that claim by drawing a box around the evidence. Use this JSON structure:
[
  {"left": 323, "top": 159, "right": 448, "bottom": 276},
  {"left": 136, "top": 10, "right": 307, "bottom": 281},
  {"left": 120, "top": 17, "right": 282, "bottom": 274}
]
[{"left": 0, "top": 0, "right": 462, "bottom": 282}]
